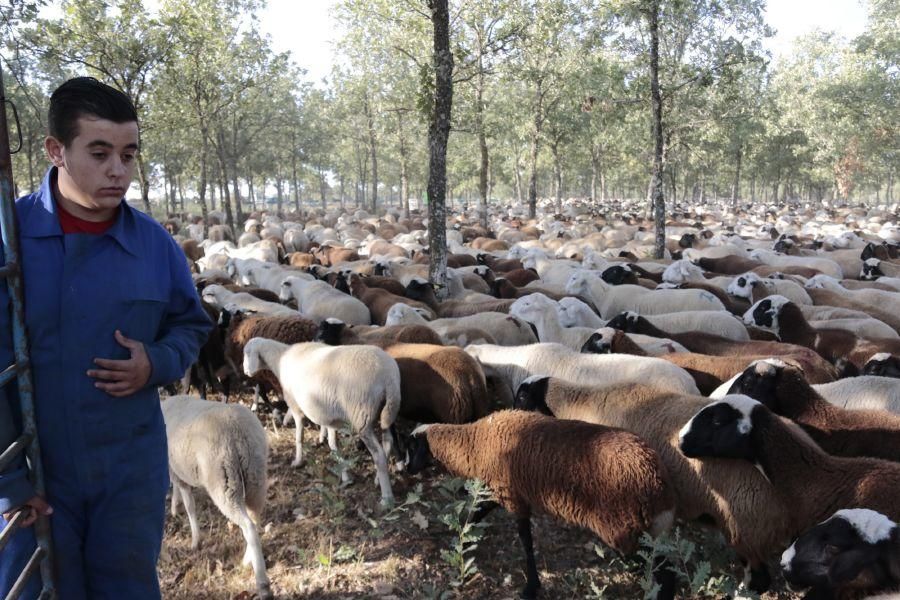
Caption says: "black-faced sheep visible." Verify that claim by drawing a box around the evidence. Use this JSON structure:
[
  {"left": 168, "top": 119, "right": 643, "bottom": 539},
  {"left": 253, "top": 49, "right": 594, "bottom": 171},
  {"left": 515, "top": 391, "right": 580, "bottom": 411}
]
[
  {"left": 162, "top": 396, "right": 271, "bottom": 599},
  {"left": 347, "top": 274, "right": 436, "bottom": 325},
  {"left": 243, "top": 338, "right": 401, "bottom": 505},
  {"left": 679, "top": 396, "right": 900, "bottom": 542},
  {"left": 726, "top": 358, "right": 900, "bottom": 463},
  {"left": 744, "top": 296, "right": 900, "bottom": 372},
  {"left": 781, "top": 508, "right": 900, "bottom": 600},
  {"left": 514, "top": 378, "right": 794, "bottom": 591},
  {"left": 607, "top": 311, "right": 840, "bottom": 383},
  {"left": 864, "top": 353, "right": 900, "bottom": 379},
  {"left": 405, "top": 410, "right": 676, "bottom": 600}
]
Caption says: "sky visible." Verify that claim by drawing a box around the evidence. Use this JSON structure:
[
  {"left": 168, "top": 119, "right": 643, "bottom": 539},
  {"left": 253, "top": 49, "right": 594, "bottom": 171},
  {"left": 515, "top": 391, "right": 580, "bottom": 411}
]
[{"left": 258, "top": 0, "right": 871, "bottom": 85}]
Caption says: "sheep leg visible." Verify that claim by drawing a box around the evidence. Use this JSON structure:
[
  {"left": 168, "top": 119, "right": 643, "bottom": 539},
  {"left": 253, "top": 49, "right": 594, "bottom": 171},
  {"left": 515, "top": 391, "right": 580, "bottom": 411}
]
[
  {"left": 170, "top": 479, "right": 181, "bottom": 517},
  {"left": 291, "top": 410, "right": 305, "bottom": 467},
  {"left": 325, "top": 429, "right": 352, "bottom": 486},
  {"left": 650, "top": 555, "right": 676, "bottom": 600},
  {"left": 741, "top": 560, "right": 771, "bottom": 594},
  {"left": 177, "top": 481, "right": 201, "bottom": 550},
  {"left": 386, "top": 425, "right": 407, "bottom": 472},
  {"left": 517, "top": 516, "right": 540, "bottom": 600},
  {"left": 470, "top": 500, "right": 498, "bottom": 524},
  {"left": 212, "top": 498, "right": 272, "bottom": 600},
  {"left": 359, "top": 430, "right": 394, "bottom": 507}
]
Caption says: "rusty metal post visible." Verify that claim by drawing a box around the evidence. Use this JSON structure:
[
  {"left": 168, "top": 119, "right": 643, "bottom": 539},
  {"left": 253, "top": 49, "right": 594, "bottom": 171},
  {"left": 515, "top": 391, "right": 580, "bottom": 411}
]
[{"left": 0, "top": 64, "right": 55, "bottom": 600}]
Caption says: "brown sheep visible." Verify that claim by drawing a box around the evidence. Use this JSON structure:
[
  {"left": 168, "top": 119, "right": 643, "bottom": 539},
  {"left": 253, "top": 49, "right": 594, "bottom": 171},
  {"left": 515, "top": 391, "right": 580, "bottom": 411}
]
[
  {"left": 406, "top": 410, "right": 675, "bottom": 600},
  {"left": 311, "top": 245, "right": 359, "bottom": 267},
  {"left": 347, "top": 274, "right": 436, "bottom": 325},
  {"left": 287, "top": 252, "right": 317, "bottom": 268},
  {"left": 315, "top": 319, "right": 444, "bottom": 348},
  {"left": 470, "top": 237, "right": 509, "bottom": 252}
]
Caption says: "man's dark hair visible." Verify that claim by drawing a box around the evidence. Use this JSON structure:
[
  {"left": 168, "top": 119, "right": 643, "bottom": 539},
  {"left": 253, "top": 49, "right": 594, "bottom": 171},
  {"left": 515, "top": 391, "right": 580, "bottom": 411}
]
[{"left": 48, "top": 77, "right": 138, "bottom": 146}]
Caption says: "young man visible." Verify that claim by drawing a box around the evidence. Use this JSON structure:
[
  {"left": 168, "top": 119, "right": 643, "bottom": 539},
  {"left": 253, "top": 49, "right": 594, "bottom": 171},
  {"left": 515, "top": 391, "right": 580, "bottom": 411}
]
[{"left": 0, "top": 78, "right": 210, "bottom": 598}]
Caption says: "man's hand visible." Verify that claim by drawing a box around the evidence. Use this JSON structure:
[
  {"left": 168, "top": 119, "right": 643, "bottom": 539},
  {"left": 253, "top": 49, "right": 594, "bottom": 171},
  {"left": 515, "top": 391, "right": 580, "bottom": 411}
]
[
  {"left": 2, "top": 495, "right": 52, "bottom": 527},
  {"left": 87, "top": 330, "right": 152, "bottom": 397}
]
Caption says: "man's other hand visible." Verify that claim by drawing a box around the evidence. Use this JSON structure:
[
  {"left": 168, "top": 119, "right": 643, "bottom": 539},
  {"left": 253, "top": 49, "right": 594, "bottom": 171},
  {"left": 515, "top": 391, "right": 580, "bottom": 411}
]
[
  {"left": 3, "top": 495, "right": 52, "bottom": 527},
  {"left": 87, "top": 329, "right": 152, "bottom": 397}
]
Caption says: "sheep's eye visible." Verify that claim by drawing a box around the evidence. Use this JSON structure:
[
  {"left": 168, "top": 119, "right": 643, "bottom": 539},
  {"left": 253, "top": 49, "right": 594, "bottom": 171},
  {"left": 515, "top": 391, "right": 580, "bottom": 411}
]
[{"left": 824, "top": 544, "right": 840, "bottom": 555}]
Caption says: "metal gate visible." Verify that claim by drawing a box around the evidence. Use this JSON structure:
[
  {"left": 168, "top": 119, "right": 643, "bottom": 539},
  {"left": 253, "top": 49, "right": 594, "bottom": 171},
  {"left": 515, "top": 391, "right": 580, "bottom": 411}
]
[{"left": 0, "top": 65, "right": 55, "bottom": 600}]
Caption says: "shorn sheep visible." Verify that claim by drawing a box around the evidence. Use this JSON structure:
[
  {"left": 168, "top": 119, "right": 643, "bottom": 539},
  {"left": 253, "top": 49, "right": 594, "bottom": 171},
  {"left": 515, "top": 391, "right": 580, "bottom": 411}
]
[
  {"left": 514, "top": 377, "right": 794, "bottom": 591},
  {"left": 242, "top": 338, "right": 401, "bottom": 505},
  {"left": 781, "top": 508, "right": 900, "bottom": 599},
  {"left": 162, "top": 396, "right": 271, "bottom": 599},
  {"left": 405, "top": 410, "right": 676, "bottom": 600}
]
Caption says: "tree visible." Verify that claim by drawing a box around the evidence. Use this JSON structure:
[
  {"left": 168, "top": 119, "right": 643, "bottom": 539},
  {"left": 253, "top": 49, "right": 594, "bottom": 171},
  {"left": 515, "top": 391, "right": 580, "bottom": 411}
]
[{"left": 427, "top": 0, "right": 452, "bottom": 299}]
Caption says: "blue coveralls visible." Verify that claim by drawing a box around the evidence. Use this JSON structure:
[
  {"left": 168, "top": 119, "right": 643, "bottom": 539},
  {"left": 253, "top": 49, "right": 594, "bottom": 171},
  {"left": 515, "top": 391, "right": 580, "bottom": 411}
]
[{"left": 0, "top": 167, "right": 211, "bottom": 599}]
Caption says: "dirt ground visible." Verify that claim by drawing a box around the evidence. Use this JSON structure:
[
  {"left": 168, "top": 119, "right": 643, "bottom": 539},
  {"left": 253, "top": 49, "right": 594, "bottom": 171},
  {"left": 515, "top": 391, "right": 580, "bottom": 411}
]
[{"left": 158, "top": 408, "right": 804, "bottom": 600}]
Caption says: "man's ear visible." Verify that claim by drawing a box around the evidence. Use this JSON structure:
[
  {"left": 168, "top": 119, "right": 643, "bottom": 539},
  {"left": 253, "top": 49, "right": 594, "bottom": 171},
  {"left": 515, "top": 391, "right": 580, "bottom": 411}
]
[{"left": 44, "top": 136, "right": 65, "bottom": 167}]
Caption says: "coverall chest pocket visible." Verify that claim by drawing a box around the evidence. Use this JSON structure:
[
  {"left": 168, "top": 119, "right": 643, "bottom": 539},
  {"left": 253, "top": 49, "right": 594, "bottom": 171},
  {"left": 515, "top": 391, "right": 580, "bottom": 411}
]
[{"left": 119, "top": 296, "right": 168, "bottom": 346}]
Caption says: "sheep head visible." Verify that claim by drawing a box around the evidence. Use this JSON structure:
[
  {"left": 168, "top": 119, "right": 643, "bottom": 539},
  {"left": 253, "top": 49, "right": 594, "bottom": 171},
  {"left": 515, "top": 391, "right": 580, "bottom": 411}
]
[
  {"left": 862, "top": 353, "right": 900, "bottom": 379},
  {"left": 513, "top": 375, "right": 552, "bottom": 415},
  {"left": 781, "top": 508, "right": 899, "bottom": 596},
  {"left": 743, "top": 295, "right": 791, "bottom": 332},
  {"left": 678, "top": 395, "right": 760, "bottom": 461}
]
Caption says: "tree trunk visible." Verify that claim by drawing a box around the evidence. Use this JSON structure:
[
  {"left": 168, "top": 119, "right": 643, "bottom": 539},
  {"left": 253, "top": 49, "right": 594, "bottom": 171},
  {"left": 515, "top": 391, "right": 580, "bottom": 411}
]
[
  {"left": 396, "top": 111, "right": 410, "bottom": 216},
  {"left": 730, "top": 146, "right": 742, "bottom": 208},
  {"left": 319, "top": 167, "right": 328, "bottom": 211},
  {"left": 364, "top": 94, "right": 378, "bottom": 213},
  {"left": 552, "top": 141, "right": 562, "bottom": 214},
  {"left": 197, "top": 127, "right": 210, "bottom": 236},
  {"left": 135, "top": 154, "right": 152, "bottom": 215},
  {"left": 514, "top": 157, "right": 523, "bottom": 205},
  {"left": 647, "top": 0, "right": 666, "bottom": 259},
  {"left": 428, "top": 0, "right": 452, "bottom": 300},
  {"left": 476, "top": 49, "right": 489, "bottom": 229},
  {"left": 527, "top": 78, "right": 543, "bottom": 219}
]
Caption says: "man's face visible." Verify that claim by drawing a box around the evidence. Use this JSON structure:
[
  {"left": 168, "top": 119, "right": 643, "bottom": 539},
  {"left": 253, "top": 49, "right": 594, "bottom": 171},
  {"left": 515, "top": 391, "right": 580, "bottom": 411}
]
[{"left": 45, "top": 116, "right": 139, "bottom": 219}]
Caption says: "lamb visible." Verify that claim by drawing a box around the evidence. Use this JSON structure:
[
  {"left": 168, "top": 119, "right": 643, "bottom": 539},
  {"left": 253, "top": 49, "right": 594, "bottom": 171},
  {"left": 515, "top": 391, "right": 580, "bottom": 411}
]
[
  {"left": 404, "top": 410, "right": 676, "bottom": 600},
  {"left": 162, "top": 396, "right": 271, "bottom": 599},
  {"left": 679, "top": 396, "right": 900, "bottom": 540},
  {"left": 405, "top": 279, "right": 515, "bottom": 317},
  {"left": 385, "top": 302, "right": 534, "bottom": 346},
  {"left": 744, "top": 296, "right": 900, "bottom": 372},
  {"left": 510, "top": 293, "right": 597, "bottom": 350},
  {"left": 781, "top": 508, "right": 900, "bottom": 600},
  {"left": 464, "top": 342, "right": 701, "bottom": 395},
  {"left": 727, "top": 271, "right": 812, "bottom": 305},
  {"left": 606, "top": 311, "right": 840, "bottom": 383},
  {"left": 346, "top": 274, "right": 436, "bottom": 325},
  {"left": 279, "top": 275, "right": 371, "bottom": 325},
  {"left": 557, "top": 296, "right": 605, "bottom": 329},
  {"left": 242, "top": 338, "right": 401, "bottom": 505},
  {"left": 513, "top": 378, "right": 793, "bottom": 591},
  {"left": 726, "top": 358, "right": 900, "bottom": 463}
]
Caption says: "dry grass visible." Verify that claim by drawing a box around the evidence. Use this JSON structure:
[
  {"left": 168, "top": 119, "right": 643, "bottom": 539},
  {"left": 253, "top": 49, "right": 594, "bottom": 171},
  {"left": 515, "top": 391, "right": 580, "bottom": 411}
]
[{"left": 158, "top": 406, "right": 803, "bottom": 600}]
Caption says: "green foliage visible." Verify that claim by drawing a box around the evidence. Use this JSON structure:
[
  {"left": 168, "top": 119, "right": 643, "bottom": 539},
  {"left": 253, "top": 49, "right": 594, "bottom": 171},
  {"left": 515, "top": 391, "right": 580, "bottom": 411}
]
[{"left": 433, "top": 477, "right": 494, "bottom": 589}]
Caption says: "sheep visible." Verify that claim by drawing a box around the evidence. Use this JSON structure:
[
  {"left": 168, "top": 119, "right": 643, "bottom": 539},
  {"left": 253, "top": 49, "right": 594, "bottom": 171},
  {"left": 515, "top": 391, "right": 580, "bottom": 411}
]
[
  {"left": 749, "top": 248, "right": 844, "bottom": 279},
  {"left": 744, "top": 296, "right": 900, "bottom": 372},
  {"left": 242, "top": 338, "right": 401, "bottom": 505},
  {"left": 566, "top": 271, "right": 725, "bottom": 319},
  {"left": 864, "top": 353, "right": 900, "bottom": 378},
  {"left": 679, "top": 396, "right": 900, "bottom": 540},
  {"left": 382, "top": 343, "right": 492, "bottom": 424},
  {"left": 510, "top": 293, "right": 597, "bottom": 350},
  {"left": 557, "top": 296, "right": 605, "bottom": 329},
  {"left": 728, "top": 358, "right": 900, "bottom": 465},
  {"left": 513, "top": 378, "right": 793, "bottom": 591},
  {"left": 805, "top": 275, "right": 900, "bottom": 318},
  {"left": 201, "top": 284, "right": 296, "bottom": 316},
  {"left": 162, "top": 396, "right": 271, "bottom": 599},
  {"left": 862, "top": 258, "right": 900, "bottom": 280},
  {"left": 346, "top": 274, "right": 436, "bottom": 325},
  {"left": 781, "top": 508, "right": 900, "bottom": 600},
  {"left": 639, "top": 310, "right": 750, "bottom": 341},
  {"left": 219, "top": 308, "right": 318, "bottom": 410},
  {"left": 607, "top": 311, "right": 840, "bottom": 383},
  {"left": 812, "top": 376, "right": 900, "bottom": 414},
  {"left": 405, "top": 279, "right": 514, "bottom": 317},
  {"left": 804, "top": 286, "right": 900, "bottom": 336},
  {"left": 464, "top": 342, "right": 700, "bottom": 396},
  {"left": 315, "top": 318, "right": 445, "bottom": 348},
  {"left": 810, "top": 318, "right": 899, "bottom": 341},
  {"left": 279, "top": 275, "right": 371, "bottom": 325},
  {"left": 727, "top": 271, "right": 812, "bottom": 305},
  {"left": 310, "top": 244, "right": 359, "bottom": 267},
  {"left": 385, "top": 302, "right": 535, "bottom": 346},
  {"left": 404, "top": 410, "right": 676, "bottom": 600}
]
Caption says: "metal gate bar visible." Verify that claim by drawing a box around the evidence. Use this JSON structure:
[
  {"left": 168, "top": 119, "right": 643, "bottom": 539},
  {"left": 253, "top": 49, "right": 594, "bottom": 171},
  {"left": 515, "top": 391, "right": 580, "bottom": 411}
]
[{"left": 0, "top": 64, "right": 55, "bottom": 600}]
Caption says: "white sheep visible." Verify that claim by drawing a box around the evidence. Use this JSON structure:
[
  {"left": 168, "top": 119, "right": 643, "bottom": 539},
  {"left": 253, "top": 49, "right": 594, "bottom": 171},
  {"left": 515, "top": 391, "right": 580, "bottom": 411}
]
[
  {"left": 557, "top": 296, "right": 606, "bottom": 329},
  {"left": 201, "top": 284, "right": 295, "bottom": 316},
  {"left": 162, "top": 396, "right": 271, "bottom": 599},
  {"left": 242, "top": 338, "right": 401, "bottom": 505},
  {"left": 464, "top": 342, "right": 700, "bottom": 396},
  {"left": 385, "top": 302, "right": 536, "bottom": 346},
  {"left": 279, "top": 276, "right": 371, "bottom": 325},
  {"left": 727, "top": 271, "right": 813, "bottom": 305}
]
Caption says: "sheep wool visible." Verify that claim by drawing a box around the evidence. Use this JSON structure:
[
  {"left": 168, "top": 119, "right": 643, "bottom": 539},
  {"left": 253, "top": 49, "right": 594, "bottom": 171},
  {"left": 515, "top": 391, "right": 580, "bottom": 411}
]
[{"left": 418, "top": 410, "right": 674, "bottom": 554}]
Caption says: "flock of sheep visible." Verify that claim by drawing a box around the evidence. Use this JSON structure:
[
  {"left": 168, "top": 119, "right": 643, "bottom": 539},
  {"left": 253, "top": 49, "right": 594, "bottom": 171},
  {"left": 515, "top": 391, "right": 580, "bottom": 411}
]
[{"left": 159, "top": 198, "right": 900, "bottom": 600}]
